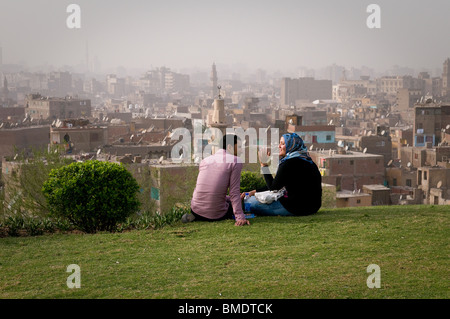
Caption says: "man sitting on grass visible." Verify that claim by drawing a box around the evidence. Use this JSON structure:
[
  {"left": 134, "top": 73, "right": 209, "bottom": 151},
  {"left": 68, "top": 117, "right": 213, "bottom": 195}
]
[{"left": 182, "top": 134, "right": 250, "bottom": 226}]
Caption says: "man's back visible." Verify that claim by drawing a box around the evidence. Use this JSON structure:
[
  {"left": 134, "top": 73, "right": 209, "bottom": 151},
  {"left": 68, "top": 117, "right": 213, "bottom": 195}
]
[{"left": 191, "top": 149, "right": 244, "bottom": 220}]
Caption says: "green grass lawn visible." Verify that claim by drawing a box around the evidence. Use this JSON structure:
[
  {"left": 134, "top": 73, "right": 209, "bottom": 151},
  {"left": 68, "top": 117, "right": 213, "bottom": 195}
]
[{"left": 0, "top": 205, "right": 448, "bottom": 299}]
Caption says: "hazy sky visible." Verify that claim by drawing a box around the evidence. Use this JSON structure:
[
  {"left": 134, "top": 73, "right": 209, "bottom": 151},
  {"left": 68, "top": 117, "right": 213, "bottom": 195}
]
[{"left": 0, "top": 0, "right": 449, "bottom": 73}]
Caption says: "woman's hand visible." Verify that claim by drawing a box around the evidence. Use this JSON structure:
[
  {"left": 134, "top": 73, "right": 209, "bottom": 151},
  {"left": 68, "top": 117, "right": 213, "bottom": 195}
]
[
  {"left": 258, "top": 147, "right": 271, "bottom": 167},
  {"left": 240, "top": 190, "right": 256, "bottom": 199}
]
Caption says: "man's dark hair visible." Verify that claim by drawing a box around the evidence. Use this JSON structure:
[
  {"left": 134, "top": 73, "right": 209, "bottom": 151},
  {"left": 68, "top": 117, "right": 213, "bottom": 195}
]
[{"left": 221, "top": 134, "right": 241, "bottom": 150}]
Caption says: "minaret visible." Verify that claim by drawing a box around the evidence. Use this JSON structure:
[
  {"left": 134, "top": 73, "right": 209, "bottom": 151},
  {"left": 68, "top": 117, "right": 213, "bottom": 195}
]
[
  {"left": 210, "top": 63, "right": 218, "bottom": 98},
  {"left": 209, "top": 86, "right": 228, "bottom": 154},
  {"left": 86, "top": 40, "right": 90, "bottom": 73},
  {"left": 2, "top": 76, "right": 8, "bottom": 103},
  {"left": 210, "top": 86, "right": 227, "bottom": 133}
]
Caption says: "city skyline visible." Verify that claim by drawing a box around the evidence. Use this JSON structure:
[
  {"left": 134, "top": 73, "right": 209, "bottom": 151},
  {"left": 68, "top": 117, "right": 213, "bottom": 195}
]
[{"left": 1, "top": 0, "right": 450, "bottom": 76}]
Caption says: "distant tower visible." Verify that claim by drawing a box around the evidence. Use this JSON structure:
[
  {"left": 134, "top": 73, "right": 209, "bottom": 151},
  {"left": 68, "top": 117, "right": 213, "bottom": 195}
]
[
  {"left": 210, "top": 85, "right": 227, "bottom": 133},
  {"left": 86, "top": 40, "right": 90, "bottom": 73},
  {"left": 210, "top": 63, "right": 218, "bottom": 98},
  {"left": 208, "top": 85, "right": 228, "bottom": 154},
  {"left": 2, "top": 76, "right": 8, "bottom": 103},
  {"left": 0, "top": 46, "right": 3, "bottom": 69},
  {"left": 442, "top": 58, "right": 450, "bottom": 97}
]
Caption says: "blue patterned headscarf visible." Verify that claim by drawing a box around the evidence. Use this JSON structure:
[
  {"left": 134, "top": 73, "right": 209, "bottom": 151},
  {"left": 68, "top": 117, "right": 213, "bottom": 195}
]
[{"left": 280, "top": 133, "right": 313, "bottom": 164}]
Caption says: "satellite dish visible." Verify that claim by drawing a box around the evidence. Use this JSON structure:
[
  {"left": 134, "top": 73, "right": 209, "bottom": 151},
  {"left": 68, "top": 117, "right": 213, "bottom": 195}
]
[
  {"left": 130, "top": 134, "right": 134, "bottom": 140},
  {"left": 97, "top": 149, "right": 101, "bottom": 155},
  {"left": 288, "top": 119, "right": 294, "bottom": 125},
  {"left": 363, "top": 148, "right": 367, "bottom": 154},
  {"left": 329, "top": 120, "right": 333, "bottom": 125},
  {"left": 387, "top": 159, "right": 393, "bottom": 166},
  {"left": 161, "top": 141, "right": 166, "bottom": 146},
  {"left": 437, "top": 181, "right": 442, "bottom": 188},
  {"left": 381, "top": 130, "right": 386, "bottom": 136},
  {"left": 367, "top": 131, "right": 372, "bottom": 136},
  {"left": 337, "top": 140, "right": 344, "bottom": 147},
  {"left": 158, "top": 156, "right": 164, "bottom": 164},
  {"left": 407, "top": 162, "right": 411, "bottom": 168},
  {"left": 345, "top": 145, "right": 349, "bottom": 151},
  {"left": 310, "top": 145, "right": 314, "bottom": 151},
  {"left": 446, "top": 124, "right": 450, "bottom": 130}
]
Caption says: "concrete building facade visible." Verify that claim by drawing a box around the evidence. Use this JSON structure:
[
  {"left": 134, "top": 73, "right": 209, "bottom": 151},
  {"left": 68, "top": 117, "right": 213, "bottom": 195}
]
[
  {"left": 281, "top": 77, "right": 332, "bottom": 106},
  {"left": 310, "top": 150, "right": 385, "bottom": 191},
  {"left": 26, "top": 94, "right": 91, "bottom": 120}
]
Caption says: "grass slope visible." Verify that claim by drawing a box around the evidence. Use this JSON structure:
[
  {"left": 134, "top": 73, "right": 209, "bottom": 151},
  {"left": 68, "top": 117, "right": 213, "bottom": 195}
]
[{"left": 0, "top": 205, "right": 448, "bottom": 299}]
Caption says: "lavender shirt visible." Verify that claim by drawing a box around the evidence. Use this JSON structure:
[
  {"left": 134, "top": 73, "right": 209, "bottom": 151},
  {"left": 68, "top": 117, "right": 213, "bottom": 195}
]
[{"left": 191, "top": 149, "right": 245, "bottom": 221}]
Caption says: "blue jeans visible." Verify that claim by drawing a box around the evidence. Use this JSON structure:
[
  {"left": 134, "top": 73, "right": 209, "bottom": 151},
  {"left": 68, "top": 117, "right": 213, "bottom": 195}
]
[{"left": 247, "top": 196, "right": 295, "bottom": 217}]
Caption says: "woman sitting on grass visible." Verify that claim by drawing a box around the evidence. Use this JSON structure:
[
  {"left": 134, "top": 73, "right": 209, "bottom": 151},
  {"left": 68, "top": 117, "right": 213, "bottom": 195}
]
[{"left": 241, "top": 132, "right": 322, "bottom": 216}]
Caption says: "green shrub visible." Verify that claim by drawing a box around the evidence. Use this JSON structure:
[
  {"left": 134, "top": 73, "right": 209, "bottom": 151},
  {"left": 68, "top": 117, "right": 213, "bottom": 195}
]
[
  {"left": 4, "top": 215, "right": 24, "bottom": 237},
  {"left": 240, "top": 170, "right": 266, "bottom": 193},
  {"left": 42, "top": 160, "right": 140, "bottom": 233},
  {"left": 23, "top": 217, "right": 44, "bottom": 236}
]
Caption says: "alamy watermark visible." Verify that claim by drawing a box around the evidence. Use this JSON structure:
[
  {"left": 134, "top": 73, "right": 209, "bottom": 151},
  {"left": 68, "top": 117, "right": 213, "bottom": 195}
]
[
  {"left": 66, "top": 264, "right": 81, "bottom": 288},
  {"left": 66, "top": 4, "right": 81, "bottom": 29},
  {"left": 170, "top": 120, "right": 281, "bottom": 172},
  {"left": 366, "top": 264, "right": 381, "bottom": 288},
  {"left": 366, "top": 4, "right": 381, "bottom": 29}
]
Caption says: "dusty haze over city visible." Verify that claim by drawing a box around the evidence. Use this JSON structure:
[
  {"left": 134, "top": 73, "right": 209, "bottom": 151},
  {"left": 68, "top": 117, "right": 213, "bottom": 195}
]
[{"left": 1, "top": 0, "right": 450, "bottom": 78}]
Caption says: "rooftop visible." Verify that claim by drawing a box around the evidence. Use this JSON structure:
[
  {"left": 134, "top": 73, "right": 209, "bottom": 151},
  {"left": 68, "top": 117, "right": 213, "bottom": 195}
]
[{"left": 310, "top": 150, "right": 383, "bottom": 159}]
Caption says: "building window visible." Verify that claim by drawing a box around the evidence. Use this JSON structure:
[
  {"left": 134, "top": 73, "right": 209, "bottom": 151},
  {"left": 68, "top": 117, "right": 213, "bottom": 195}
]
[
  {"left": 357, "top": 199, "right": 361, "bottom": 204},
  {"left": 350, "top": 160, "right": 354, "bottom": 165},
  {"left": 375, "top": 159, "right": 380, "bottom": 164},
  {"left": 406, "top": 179, "right": 412, "bottom": 187},
  {"left": 393, "top": 178, "right": 397, "bottom": 186},
  {"left": 326, "top": 135, "right": 331, "bottom": 141},
  {"left": 424, "top": 171, "right": 427, "bottom": 180}
]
